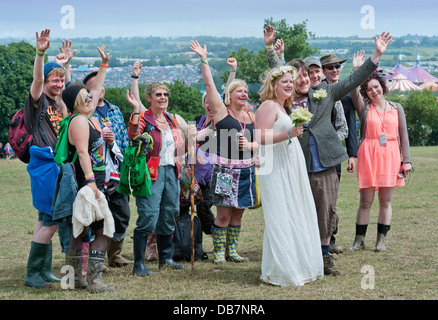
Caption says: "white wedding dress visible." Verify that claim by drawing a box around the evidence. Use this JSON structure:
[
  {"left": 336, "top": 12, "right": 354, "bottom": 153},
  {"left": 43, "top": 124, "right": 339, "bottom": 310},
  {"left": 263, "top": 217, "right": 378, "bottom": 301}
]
[{"left": 258, "top": 106, "right": 323, "bottom": 287}]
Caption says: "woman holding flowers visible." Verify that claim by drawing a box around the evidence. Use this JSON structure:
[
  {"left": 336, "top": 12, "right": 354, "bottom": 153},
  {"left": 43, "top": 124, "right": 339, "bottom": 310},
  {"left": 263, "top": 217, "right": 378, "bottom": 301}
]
[
  {"left": 190, "top": 40, "right": 258, "bottom": 265},
  {"left": 255, "top": 66, "right": 324, "bottom": 287}
]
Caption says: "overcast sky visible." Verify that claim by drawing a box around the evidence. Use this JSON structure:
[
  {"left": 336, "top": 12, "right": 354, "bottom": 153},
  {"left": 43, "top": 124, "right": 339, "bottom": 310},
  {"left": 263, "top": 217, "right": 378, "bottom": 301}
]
[{"left": 1, "top": 0, "right": 437, "bottom": 40}]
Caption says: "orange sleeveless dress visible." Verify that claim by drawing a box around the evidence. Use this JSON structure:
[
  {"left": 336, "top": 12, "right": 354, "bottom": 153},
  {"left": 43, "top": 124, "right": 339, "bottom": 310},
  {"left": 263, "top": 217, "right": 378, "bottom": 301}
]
[{"left": 357, "top": 104, "right": 405, "bottom": 191}]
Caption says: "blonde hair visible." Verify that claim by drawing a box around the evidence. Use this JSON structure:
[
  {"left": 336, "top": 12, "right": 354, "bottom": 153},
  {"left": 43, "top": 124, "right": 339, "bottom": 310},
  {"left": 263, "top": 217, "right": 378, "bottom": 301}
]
[
  {"left": 259, "top": 67, "right": 295, "bottom": 107},
  {"left": 224, "top": 79, "right": 248, "bottom": 106},
  {"left": 73, "top": 88, "right": 89, "bottom": 115},
  {"left": 145, "top": 81, "right": 168, "bottom": 97}
]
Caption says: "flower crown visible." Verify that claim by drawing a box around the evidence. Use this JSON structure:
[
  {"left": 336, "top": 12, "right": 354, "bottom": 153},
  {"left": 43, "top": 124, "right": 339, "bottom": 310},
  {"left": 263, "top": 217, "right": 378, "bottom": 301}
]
[{"left": 270, "top": 66, "right": 297, "bottom": 81}]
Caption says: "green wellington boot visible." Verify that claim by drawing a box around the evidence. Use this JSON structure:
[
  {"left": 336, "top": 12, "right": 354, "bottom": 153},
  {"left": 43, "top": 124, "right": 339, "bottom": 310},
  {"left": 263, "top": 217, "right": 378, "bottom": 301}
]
[
  {"left": 24, "top": 242, "right": 52, "bottom": 288},
  {"left": 41, "top": 241, "right": 61, "bottom": 282}
]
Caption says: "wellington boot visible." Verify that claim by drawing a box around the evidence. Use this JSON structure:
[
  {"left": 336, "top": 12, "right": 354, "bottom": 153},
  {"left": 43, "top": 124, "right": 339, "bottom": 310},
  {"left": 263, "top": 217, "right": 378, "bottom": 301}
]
[
  {"left": 107, "top": 239, "right": 133, "bottom": 267},
  {"left": 132, "top": 230, "right": 153, "bottom": 276},
  {"left": 24, "top": 242, "right": 52, "bottom": 288},
  {"left": 225, "top": 225, "right": 249, "bottom": 263},
  {"left": 41, "top": 241, "right": 61, "bottom": 282},
  {"left": 87, "top": 250, "right": 117, "bottom": 293},
  {"left": 65, "top": 249, "right": 88, "bottom": 289},
  {"left": 156, "top": 234, "right": 184, "bottom": 270},
  {"left": 211, "top": 226, "right": 227, "bottom": 264}
]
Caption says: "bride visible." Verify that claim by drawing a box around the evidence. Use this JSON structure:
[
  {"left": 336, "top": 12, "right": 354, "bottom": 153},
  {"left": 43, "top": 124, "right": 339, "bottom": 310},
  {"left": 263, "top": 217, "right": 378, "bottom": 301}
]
[{"left": 256, "top": 66, "right": 323, "bottom": 286}]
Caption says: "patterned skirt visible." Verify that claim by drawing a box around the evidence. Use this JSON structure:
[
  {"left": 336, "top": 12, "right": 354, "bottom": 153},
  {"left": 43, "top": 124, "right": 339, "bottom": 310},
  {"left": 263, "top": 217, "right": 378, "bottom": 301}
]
[{"left": 210, "top": 163, "right": 256, "bottom": 209}]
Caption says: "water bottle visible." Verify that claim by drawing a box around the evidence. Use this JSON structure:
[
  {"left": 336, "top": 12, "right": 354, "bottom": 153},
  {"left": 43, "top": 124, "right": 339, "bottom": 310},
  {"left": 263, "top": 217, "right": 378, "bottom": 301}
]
[{"left": 102, "top": 121, "right": 112, "bottom": 135}]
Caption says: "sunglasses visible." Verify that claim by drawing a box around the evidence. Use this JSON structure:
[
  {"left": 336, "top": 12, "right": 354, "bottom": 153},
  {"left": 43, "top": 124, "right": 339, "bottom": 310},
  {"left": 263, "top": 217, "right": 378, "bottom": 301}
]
[
  {"left": 85, "top": 92, "right": 93, "bottom": 103},
  {"left": 324, "top": 64, "right": 341, "bottom": 71},
  {"left": 155, "top": 92, "right": 169, "bottom": 97}
]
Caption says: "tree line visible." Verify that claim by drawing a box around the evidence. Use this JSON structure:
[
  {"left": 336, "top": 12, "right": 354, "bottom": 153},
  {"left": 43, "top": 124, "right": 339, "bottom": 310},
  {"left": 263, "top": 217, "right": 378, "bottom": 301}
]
[{"left": 1, "top": 19, "right": 437, "bottom": 146}]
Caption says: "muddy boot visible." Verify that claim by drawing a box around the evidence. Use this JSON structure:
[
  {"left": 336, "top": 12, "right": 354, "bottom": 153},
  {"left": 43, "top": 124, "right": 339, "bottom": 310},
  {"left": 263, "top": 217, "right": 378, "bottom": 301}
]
[
  {"left": 226, "top": 225, "right": 249, "bottom": 263},
  {"left": 375, "top": 224, "right": 390, "bottom": 252},
  {"left": 211, "top": 225, "right": 227, "bottom": 265},
  {"left": 348, "top": 224, "right": 368, "bottom": 252},
  {"left": 323, "top": 255, "right": 345, "bottom": 276},
  {"left": 87, "top": 250, "right": 117, "bottom": 293},
  {"left": 107, "top": 238, "right": 133, "bottom": 267},
  {"left": 24, "top": 242, "right": 52, "bottom": 288},
  {"left": 65, "top": 249, "right": 88, "bottom": 289}
]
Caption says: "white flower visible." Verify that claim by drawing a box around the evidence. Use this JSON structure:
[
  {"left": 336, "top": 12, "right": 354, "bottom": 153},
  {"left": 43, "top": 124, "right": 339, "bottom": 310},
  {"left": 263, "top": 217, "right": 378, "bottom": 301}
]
[
  {"left": 270, "top": 66, "right": 297, "bottom": 81},
  {"left": 313, "top": 89, "right": 327, "bottom": 101}
]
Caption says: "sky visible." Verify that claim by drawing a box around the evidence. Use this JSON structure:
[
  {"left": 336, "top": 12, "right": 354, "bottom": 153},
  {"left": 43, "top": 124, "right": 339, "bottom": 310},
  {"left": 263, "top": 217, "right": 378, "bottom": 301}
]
[{"left": 0, "top": 0, "right": 437, "bottom": 40}]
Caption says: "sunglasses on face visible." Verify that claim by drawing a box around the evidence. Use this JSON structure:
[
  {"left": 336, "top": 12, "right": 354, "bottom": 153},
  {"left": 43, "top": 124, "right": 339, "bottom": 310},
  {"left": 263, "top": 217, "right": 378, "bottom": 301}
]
[
  {"left": 324, "top": 64, "right": 341, "bottom": 71},
  {"left": 155, "top": 92, "right": 169, "bottom": 97},
  {"left": 85, "top": 92, "right": 93, "bottom": 103}
]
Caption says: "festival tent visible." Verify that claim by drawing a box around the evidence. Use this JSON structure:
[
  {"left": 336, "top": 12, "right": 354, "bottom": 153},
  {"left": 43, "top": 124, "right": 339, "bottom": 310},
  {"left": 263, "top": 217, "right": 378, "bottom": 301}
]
[
  {"left": 406, "top": 58, "right": 438, "bottom": 84},
  {"left": 387, "top": 74, "right": 421, "bottom": 92},
  {"left": 386, "top": 55, "right": 410, "bottom": 81},
  {"left": 420, "top": 81, "right": 438, "bottom": 91}
]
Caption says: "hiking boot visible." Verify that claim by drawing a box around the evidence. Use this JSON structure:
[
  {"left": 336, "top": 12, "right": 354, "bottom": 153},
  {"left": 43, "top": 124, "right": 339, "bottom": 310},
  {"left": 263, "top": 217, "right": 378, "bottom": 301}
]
[
  {"left": 348, "top": 235, "right": 366, "bottom": 252},
  {"left": 323, "top": 255, "right": 345, "bottom": 276},
  {"left": 374, "top": 233, "right": 387, "bottom": 252}
]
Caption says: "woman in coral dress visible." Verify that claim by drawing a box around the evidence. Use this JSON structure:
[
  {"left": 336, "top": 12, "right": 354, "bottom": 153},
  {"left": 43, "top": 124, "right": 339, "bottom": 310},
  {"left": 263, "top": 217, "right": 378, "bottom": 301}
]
[{"left": 350, "top": 55, "right": 412, "bottom": 252}]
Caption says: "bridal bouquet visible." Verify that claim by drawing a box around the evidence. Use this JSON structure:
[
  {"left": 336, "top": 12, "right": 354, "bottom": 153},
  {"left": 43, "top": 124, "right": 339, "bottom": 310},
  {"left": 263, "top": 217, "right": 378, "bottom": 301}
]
[{"left": 290, "top": 107, "right": 313, "bottom": 139}]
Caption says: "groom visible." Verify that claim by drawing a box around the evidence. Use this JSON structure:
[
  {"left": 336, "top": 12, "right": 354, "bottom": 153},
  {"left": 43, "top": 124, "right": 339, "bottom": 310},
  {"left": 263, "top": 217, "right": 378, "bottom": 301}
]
[{"left": 265, "top": 28, "right": 392, "bottom": 275}]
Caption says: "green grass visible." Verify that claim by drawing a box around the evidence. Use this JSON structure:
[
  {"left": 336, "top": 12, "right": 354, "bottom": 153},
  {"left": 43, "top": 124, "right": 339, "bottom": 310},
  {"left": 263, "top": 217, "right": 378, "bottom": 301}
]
[{"left": 0, "top": 146, "right": 437, "bottom": 301}]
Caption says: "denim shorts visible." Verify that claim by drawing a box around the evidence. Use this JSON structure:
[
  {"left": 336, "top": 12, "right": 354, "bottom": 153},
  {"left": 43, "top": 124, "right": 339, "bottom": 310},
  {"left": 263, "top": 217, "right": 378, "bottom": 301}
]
[{"left": 38, "top": 210, "right": 58, "bottom": 227}]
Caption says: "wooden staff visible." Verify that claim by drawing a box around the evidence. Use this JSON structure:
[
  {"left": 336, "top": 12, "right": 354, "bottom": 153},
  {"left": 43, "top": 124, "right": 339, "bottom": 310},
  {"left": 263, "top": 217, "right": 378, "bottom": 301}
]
[{"left": 189, "top": 134, "right": 196, "bottom": 270}]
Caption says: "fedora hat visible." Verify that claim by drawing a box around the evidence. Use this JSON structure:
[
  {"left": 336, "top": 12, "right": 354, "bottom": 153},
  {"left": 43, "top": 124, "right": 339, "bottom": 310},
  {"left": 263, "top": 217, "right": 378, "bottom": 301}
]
[{"left": 320, "top": 54, "right": 347, "bottom": 66}]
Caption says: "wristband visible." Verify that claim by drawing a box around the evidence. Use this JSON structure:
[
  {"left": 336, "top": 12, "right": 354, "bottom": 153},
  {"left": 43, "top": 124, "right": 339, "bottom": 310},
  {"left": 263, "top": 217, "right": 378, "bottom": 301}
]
[
  {"left": 201, "top": 57, "right": 208, "bottom": 64},
  {"left": 36, "top": 49, "right": 45, "bottom": 56},
  {"left": 266, "top": 44, "right": 274, "bottom": 49},
  {"left": 100, "top": 63, "right": 109, "bottom": 68},
  {"left": 131, "top": 75, "right": 139, "bottom": 79},
  {"left": 85, "top": 172, "right": 95, "bottom": 180},
  {"left": 287, "top": 130, "right": 292, "bottom": 145},
  {"left": 133, "top": 112, "right": 140, "bottom": 115},
  {"left": 230, "top": 69, "right": 236, "bottom": 72},
  {"left": 86, "top": 179, "right": 96, "bottom": 184}
]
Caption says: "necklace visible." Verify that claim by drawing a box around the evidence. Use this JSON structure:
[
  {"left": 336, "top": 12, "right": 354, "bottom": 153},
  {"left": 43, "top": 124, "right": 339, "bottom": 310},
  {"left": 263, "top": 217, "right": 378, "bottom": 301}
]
[{"left": 153, "top": 112, "right": 167, "bottom": 124}]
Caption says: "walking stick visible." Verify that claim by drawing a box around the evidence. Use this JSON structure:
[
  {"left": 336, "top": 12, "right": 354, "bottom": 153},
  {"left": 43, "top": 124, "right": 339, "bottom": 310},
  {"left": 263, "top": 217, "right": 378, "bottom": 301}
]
[{"left": 189, "top": 140, "right": 196, "bottom": 270}]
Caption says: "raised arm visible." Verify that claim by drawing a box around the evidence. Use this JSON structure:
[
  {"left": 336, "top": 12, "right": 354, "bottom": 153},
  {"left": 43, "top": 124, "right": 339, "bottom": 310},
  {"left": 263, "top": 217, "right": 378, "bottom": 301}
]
[
  {"left": 88, "top": 45, "right": 109, "bottom": 114},
  {"left": 30, "top": 29, "right": 51, "bottom": 103},
  {"left": 263, "top": 26, "right": 284, "bottom": 68},
  {"left": 224, "top": 57, "right": 237, "bottom": 91},
  {"left": 131, "top": 61, "right": 147, "bottom": 112},
  {"left": 190, "top": 40, "right": 226, "bottom": 119},
  {"left": 370, "top": 31, "right": 392, "bottom": 65}
]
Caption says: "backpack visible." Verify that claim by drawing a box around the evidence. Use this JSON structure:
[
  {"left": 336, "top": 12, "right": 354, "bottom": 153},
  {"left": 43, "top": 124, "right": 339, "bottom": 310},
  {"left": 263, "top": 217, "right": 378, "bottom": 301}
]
[
  {"left": 172, "top": 211, "right": 204, "bottom": 262},
  {"left": 117, "top": 133, "right": 153, "bottom": 197},
  {"left": 8, "top": 104, "right": 49, "bottom": 163}
]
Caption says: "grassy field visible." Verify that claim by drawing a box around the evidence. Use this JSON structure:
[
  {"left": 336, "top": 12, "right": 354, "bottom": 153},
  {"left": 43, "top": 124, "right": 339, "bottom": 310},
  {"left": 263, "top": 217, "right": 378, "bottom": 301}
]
[{"left": 0, "top": 146, "right": 437, "bottom": 303}]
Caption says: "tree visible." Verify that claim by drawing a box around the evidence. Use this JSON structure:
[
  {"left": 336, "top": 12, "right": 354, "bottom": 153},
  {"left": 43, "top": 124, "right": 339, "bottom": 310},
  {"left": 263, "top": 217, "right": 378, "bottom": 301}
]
[
  {"left": 0, "top": 41, "right": 38, "bottom": 143},
  {"left": 221, "top": 18, "right": 318, "bottom": 105}
]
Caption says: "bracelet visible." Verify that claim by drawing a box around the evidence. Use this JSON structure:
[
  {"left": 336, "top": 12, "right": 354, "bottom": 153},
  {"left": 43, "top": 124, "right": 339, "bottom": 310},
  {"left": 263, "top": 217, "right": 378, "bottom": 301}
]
[
  {"left": 131, "top": 75, "right": 139, "bottom": 79},
  {"left": 230, "top": 69, "right": 236, "bottom": 72},
  {"left": 36, "top": 49, "right": 45, "bottom": 56},
  {"left": 201, "top": 57, "right": 208, "bottom": 65},
  {"left": 85, "top": 172, "right": 95, "bottom": 180},
  {"left": 133, "top": 112, "right": 139, "bottom": 115},
  {"left": 86, "top": 179, "right": 96, "bottom": 184},
  {"left": 266, "top": 44, "right": 274, "bottom": 49},
  {"left": 100, "top": 63, "right": 109, "bottom": 68}
]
